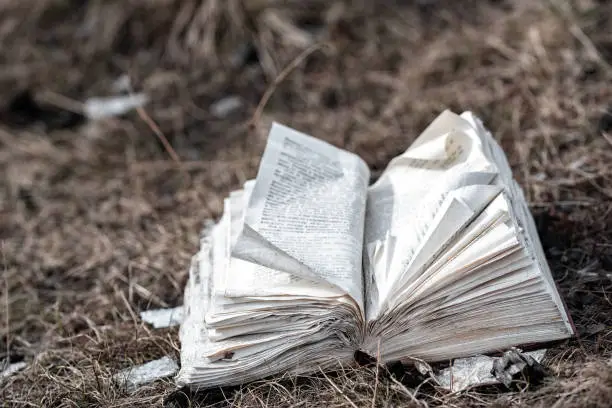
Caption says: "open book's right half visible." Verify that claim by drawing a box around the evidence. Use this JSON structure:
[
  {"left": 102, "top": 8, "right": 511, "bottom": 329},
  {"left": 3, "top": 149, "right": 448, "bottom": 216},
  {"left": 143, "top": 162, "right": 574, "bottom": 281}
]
[
  {"left": 361, "top": 110, "right": 575, "bottom": 363},
  {"left": 176, "top": 110, "right": 574, "bottom": 389}
]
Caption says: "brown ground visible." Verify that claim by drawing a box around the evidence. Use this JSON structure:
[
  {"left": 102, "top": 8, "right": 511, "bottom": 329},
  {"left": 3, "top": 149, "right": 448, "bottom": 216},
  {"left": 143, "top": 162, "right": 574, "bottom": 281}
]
[{"left": 1, "top": 0, "right": 611, "bottom": 407}]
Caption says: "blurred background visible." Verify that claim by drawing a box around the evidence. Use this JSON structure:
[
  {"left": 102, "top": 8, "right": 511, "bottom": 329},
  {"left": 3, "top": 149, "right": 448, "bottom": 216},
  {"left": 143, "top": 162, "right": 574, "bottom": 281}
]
[{"left": 1, "top": 1, "right": 611, "bottom": 406}]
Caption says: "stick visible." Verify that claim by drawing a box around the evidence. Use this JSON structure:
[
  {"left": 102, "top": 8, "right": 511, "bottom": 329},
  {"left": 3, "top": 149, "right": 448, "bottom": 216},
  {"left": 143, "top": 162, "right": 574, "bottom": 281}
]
[
  {"left": 250, "top": 42, "right": 330, "bottom": 128},
  {"left": 136, "top": 106, "right": 181, "bottom": 163},
  {"left": 372, "top": 340, "right": 381, "bottom": 408},
  {"left": 2, "top": 243, "right": 9, "bottom": 370},
  {"left": 320, "top": 368, "right": 358, "bottom": 408}
]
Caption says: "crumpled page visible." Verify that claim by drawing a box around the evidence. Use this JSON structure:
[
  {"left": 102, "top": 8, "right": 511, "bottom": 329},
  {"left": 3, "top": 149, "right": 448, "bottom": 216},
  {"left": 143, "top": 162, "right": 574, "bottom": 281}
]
[
  {"left": 140, "top": 306, "right": 184, "bottom": 329},
  {"left": 435, "top": 349, "right": 547, "bottom": 392},
  {"left": 114, "top": 356, "right": 179, "bottom": 391},
  {"left": 491, "top": 348, "right": 548, "bottom": 387}
]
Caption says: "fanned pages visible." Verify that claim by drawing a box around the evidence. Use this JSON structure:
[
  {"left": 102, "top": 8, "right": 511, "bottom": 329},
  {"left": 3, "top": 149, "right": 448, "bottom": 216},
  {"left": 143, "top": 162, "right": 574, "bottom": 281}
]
[{"left": 176, "top": 110, "right": 574, "bottom": 389}]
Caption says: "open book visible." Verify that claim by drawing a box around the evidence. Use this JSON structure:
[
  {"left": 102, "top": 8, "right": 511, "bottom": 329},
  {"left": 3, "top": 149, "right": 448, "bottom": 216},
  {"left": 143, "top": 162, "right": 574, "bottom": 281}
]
[{"left": 176, "top": 110, "right": 574, "bottom": 388}]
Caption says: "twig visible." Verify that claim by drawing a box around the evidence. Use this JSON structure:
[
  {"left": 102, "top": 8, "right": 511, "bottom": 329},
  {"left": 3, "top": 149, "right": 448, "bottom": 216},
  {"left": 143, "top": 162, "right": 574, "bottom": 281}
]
[
  {"left": 414, "top": 377, "right": 435, "bottom": 399},
  {"left": 250, "top": 42, "right": 330, "bottom": 127},
  {"left": 36, "top": 90, "right": 84, "bottom": 114},
  {"left": 124, "top": 72, "right": 181, "bottom": 163},
  {"left": 136, "top": 106, "right": 181, "bottom": 163},
  {"left": 388, "top": 375, "right": 422, "bottom": 406},
  {"left": 549, "top": 0, "right": 612, "bottom": 76},
  {"left": 319, "top": 368, "right": 358, "bottom": 408},
  {"left": 132, "top": 91, "right": 194, "bottom": 189},
  {"left": 449, "top": 359, "right": 454, "bottom": 392},
  {"left": 2, "top": 242, "right": 9, "bottom": 369},
  {"left": 568, "top": 24, "right": 612, "bottom": 76},
  {"left": 119, "top": 290, "right": 140, "bottom": 335},
  {"left": 372, "top": 340, "right": 380, "bottom": 408}
]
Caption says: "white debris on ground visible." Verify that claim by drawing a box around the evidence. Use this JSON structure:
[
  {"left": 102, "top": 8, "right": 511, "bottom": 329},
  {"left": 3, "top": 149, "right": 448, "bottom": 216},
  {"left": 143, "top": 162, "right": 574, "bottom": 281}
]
[
  {"left": 114, "top": 356, "right": 179, "bottom": 391},
  {"left": 140, "top": 306, "right": 184, "bottom": 329},
  {"left": 210, "top": 96, "right": 243, "bottom": 118},
  {"left": 112, "top": 74, "right": 132, "bottom": 93},
  {"left": 435, "top": 349, "right": 547, "bottom": 392},
  {"left": 84, "top": 93, "right": 149, "bottom": 120},
  {"left": 1, "top": 361, "right": 27, "bottom": 380}
]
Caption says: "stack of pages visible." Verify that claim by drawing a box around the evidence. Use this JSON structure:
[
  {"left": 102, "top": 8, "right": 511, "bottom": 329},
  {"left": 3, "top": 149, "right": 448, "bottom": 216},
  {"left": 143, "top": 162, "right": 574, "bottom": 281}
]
[{"left": 176, "top": 110, "right": 574, "bottom": 388}]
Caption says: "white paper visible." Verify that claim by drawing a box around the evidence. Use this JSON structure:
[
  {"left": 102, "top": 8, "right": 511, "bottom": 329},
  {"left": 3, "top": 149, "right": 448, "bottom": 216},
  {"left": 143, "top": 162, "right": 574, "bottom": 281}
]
[
  {"left": 84, "top": 93, "right": 148, "bottom": 120},
  {"left": 140, "top": 306, "right": 184, "bottom": 329},
  {"left": 1, "top": 361, "right": 27, "bottom": 380},
  {"left": 210, "top": 96, "right": 243, "bottom": 117},
  {"left": 218, "top": 185, "right": 343, "bottom": 299},
  {"left": 233, "top": 123, "right": 370, "bottom": 308},
  {"left": 114, "top": 356, "right": 178, "bottom": 391}
]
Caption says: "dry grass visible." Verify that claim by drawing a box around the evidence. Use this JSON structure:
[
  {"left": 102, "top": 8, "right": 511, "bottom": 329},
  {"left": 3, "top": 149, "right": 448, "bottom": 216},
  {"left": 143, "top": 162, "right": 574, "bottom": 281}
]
[{"left": 1, "top": 0, "right": 611, "bottom": 407}]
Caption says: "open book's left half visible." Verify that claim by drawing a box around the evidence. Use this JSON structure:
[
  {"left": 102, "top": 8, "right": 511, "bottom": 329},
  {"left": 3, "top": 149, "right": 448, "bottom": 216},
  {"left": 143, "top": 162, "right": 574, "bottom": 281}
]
[{"left": 176, "top": 124, "right": 369, "bottom": 387}]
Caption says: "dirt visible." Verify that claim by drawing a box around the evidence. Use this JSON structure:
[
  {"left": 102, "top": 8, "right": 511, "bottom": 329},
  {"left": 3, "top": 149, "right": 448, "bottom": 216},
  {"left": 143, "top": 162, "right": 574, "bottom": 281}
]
[{"left": 1, "top": 0, "right": 611, "bottom": 407}]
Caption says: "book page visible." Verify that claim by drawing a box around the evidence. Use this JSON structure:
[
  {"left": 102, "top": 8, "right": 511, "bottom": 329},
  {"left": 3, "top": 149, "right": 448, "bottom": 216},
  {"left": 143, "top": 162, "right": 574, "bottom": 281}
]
[
  {"left": 364, "top": 111, "right": 497, "bottom": 319},
  {"left": 382, "top": 184, "right": 503, "bottom": 309},
  {"left": 361, "top": 111, "right": 574, "bottom": 364},
  {"left": 233, "top": 123, "right": 370, "bottom": 310},
  {"left": 218, "top": 182, "right": 346, "bottom": 301},
  {"left": 462, "top": 111, "right": 574, "bottom": 334}
]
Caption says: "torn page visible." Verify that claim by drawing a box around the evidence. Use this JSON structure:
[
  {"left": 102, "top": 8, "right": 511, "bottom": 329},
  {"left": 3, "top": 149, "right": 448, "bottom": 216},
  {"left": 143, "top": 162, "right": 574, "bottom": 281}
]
[
  {"left": 233, "top": 123, "right": 370, "bottom": 308},
  {"left": 140, "top": 306, "right": 184, "bottom": 329},
  {"left": 435, "top": 349, "right": 547, "bottom": 392},
  {"left": 114, "top": 356, "right": 178, "bottom": 391}
]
